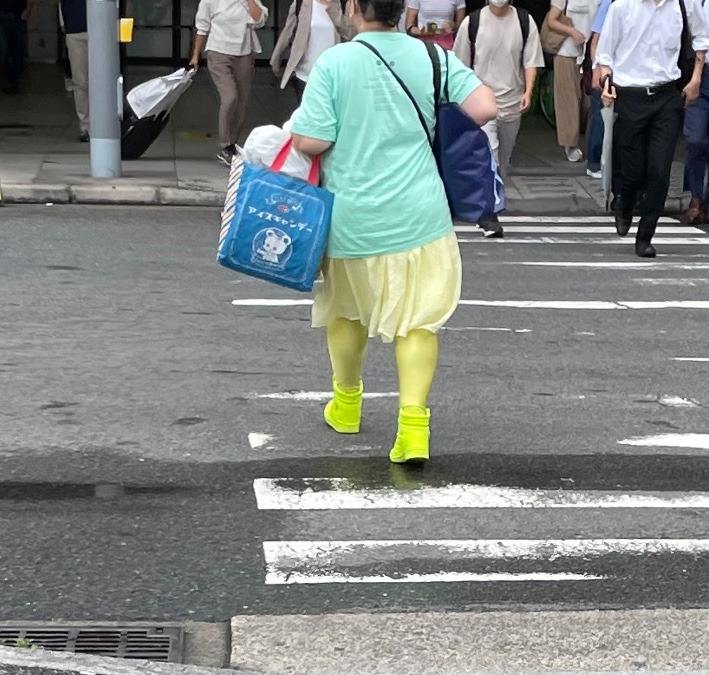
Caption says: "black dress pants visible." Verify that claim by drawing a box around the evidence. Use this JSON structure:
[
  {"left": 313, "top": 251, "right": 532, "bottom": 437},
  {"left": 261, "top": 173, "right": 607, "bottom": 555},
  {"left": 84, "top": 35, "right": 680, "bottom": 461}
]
[{"left": 615, "top": 85, "right": 683, "bottom": 237}]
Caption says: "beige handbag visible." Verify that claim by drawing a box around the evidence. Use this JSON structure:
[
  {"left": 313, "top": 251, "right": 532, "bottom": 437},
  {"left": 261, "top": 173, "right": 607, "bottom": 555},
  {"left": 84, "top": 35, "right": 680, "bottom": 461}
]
[{"left": 540, "top": 2, "right": 572, "bottom": 55}]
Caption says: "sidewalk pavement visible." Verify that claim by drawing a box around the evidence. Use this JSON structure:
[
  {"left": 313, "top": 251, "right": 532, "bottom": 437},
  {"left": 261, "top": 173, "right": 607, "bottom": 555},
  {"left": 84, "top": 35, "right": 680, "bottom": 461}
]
[{"left": 0, "top": 64, "right": 690, "bottom": 215}]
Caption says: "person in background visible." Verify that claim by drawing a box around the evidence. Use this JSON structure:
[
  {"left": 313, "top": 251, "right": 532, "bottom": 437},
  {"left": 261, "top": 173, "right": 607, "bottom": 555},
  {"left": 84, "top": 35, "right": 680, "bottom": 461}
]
[
  {"left": 270, "top": 0, "right": 353, "bottom": 104},
  {"left": 453, "top": 0, "right": 544, "bottom": 238},
  {"left": 291, "top": 0, "right": 497, "bottom": 463},
  {"left": 191, "top": 0, "right": 269, "bottom": 166},
  {"left": 597, "top": 0, "right": 709, "bottom": 257},
  {"left": 51, "top": 0, "right": 89, "bottom": 141},
  {"left": 0, "top": 0, "right": 33, "bottom": 95},
  {"left": 546, "top": 0, "right": 597, "bottom": 163},
  {"left": 405, "top": 0, "right": 465, "bottom": 50},
  {"left": 683, "top": 0, "right": 709, "bottom": 224}
]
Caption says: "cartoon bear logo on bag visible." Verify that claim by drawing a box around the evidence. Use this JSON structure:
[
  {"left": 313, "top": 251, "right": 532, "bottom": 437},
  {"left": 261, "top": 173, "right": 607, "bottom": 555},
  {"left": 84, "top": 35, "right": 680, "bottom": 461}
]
[{"left": 252, "top": 228, "right": 293, "bottom": 268}]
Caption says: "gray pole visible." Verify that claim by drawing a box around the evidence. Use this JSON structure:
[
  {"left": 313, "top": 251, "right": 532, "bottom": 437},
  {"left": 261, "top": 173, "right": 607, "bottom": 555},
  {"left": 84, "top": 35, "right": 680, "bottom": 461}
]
[{"left": 87, "top": 0, "right": 122, "bottom": 178}]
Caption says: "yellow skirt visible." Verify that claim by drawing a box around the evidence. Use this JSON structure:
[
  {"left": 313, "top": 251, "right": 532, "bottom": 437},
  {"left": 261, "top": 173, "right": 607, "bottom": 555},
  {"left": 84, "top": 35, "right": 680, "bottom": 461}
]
[{"left": 312, "top": 232, "right": 462, "bottom": 343}]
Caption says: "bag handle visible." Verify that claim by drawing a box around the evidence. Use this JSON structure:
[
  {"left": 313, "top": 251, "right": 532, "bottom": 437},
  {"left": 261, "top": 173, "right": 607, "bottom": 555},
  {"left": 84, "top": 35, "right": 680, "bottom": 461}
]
[
  {"left": 270, "top": 138, "right": 321, "bottom": 185},
  {"left": 356, "top": 40, "right": 434, "bottom": 148}
]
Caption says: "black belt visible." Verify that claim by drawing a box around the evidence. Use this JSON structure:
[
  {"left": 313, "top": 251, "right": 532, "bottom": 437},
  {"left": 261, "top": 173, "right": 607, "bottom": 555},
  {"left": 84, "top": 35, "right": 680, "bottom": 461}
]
[{"left": 615, "top": 81, "right": 679, "bottom": 96}]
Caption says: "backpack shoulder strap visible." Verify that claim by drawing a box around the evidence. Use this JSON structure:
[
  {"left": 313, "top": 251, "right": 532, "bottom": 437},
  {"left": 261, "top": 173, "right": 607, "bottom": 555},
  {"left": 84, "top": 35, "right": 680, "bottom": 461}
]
[
  {"left": 678, "top": 0, "right": 689, "bottom": 33},
  {"left": 467, "top": 10, "right": 481, "bottom": 67},
  {"left": 517, "top": 7, "right": 530, "bottom": 47},
  {"left": 423, "top": 42, "right": 442, "bottom": 106},
  {"left": 295, "top": 0, "right": 304, "bottom": 17},
  {"left": 357, "top": 40, "right": 434, "bottom": 147}
]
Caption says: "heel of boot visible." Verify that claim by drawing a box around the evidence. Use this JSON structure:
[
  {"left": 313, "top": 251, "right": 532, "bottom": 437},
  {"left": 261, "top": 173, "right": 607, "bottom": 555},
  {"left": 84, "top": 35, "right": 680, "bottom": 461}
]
[{"left": 388, "top": 407, "right": 431, "bottom": 464}]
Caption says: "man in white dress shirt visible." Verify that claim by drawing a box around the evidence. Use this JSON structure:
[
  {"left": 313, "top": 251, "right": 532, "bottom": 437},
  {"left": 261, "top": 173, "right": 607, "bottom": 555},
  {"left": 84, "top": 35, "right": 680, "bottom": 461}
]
[{"left": 597, "top": 0, "right": 709, "bottom": 257}]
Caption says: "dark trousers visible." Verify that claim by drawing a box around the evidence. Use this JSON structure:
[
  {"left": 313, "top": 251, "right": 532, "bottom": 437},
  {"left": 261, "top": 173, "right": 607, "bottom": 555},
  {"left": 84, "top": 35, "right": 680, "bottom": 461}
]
[
  {"left": 683, "top": 67, "right": 709, "bottom": 200},
  {"left": 615, "top": 84, "right": 683, "bottom": 238},
  {"left": 587, "top": 89, "right": 603, "bottom": 171},
  {"left": 0, "top": 14, "right": 27, "bottom": 88},
  {"left": 292, "top": 76, "right": 305, "bottom": 104}
]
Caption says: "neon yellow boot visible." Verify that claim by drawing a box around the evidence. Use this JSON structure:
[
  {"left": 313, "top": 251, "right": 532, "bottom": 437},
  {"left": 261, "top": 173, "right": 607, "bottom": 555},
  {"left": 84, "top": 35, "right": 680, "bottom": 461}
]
[
  {"left": 389, "top": 406, "right": 431, "bottom": 464},
  {"left": 324, "top": 379, "right": 363, "bottom": 434}
]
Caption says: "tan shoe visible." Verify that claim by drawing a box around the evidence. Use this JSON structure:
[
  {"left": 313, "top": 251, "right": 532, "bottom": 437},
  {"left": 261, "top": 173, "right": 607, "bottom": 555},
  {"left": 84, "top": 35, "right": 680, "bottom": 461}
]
[{"left": 686, "top": 197, "right": 705, "bottom": 225}]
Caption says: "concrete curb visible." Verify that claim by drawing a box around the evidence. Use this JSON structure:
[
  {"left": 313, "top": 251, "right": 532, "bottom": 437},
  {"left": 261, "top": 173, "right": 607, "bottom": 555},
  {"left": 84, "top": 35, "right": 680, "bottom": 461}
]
[
  {"left": 0, "top": 184, "right": 226, "bottom": 207},
  {"left": 0, "top": 646, "right": 258, "bottom": 675},
  {"left": 0, "top": 182, "right": 688, "bottom": 216}
]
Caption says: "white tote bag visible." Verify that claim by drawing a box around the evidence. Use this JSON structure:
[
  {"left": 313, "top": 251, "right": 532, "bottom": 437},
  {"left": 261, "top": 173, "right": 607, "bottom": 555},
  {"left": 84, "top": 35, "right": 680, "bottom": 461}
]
[{"left": 127, "top": 68, "right": 196, "bottom": 119}]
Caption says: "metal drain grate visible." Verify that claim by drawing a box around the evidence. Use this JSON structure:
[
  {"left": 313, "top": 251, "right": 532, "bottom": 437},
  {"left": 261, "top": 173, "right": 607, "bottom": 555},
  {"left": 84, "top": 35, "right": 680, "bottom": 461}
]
[{"left": 0, "top": 626, "right": 184, "bottom": 663}]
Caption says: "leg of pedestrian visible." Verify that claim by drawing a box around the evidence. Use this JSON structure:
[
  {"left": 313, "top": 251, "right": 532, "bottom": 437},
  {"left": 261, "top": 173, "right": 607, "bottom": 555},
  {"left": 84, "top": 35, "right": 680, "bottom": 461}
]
[
  {"left": 614, "top": 93, "right": 650, "bottom": 238},
  {"left": 389, "top": 329, "right": 438, "bottom": 464},
  {"left": 323, "top": 317, "right": 367, "bottom": 435},
  {"left": 65, "top": 32, "right": 90, "bottom": 140},
  {"left": 586, "top": 88, "right": 603, "bottom": 178},
  {"left": 683, "top": 70, "right": 709, "bottom": 224},
  {"left": 479, "top": 118, "right": 504, "bottom": 238},
  {"left": 232, "top": 54, "right": 255, "bottom": 147},
  {"left": 553, "top": 54, "right": 583, "bottom": 162},
  {"left": 636, "top": 89, "right": 683, "bottom": 258},
  {"left": 208, "top": 51, "right": 240, "bottom": 162}
]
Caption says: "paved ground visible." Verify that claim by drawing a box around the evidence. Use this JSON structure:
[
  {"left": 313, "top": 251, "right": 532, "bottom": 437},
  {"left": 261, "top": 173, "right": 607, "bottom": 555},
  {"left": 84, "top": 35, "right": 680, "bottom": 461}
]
[
  {"left": 1, "top": 205, "right": 709, "bottom": 671},
  {"left": 0, "top": 64, "right": 690, "bottom": 212}
]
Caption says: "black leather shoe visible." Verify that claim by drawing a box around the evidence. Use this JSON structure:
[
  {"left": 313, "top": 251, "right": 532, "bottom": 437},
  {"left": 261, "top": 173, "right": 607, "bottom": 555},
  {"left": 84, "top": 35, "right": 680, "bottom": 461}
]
[
  {"left": 615, "top": 211, "right": 632, "bottom": 237},
  {"left": 635, "top": 241, "right": 657, "bottom": 258}
]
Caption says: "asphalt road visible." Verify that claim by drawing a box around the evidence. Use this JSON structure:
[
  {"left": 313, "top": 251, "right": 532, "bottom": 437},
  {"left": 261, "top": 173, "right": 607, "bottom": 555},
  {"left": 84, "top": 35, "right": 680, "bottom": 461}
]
[{"left": 1, "top": 205, "right": 709, "bottom": 623}]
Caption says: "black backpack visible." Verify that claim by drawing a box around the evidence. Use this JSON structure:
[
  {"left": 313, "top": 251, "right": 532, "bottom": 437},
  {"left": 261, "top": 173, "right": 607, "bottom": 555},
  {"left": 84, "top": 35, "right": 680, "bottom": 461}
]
[{"left": 468, "top": 6, "right": 530, "bottom": 67}]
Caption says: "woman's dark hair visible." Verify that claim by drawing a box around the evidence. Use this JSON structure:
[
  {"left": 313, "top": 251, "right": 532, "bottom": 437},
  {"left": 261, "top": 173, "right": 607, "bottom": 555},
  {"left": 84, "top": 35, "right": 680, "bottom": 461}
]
[{"left": 358, "top": 0, "right": 405, "bottom": 27}]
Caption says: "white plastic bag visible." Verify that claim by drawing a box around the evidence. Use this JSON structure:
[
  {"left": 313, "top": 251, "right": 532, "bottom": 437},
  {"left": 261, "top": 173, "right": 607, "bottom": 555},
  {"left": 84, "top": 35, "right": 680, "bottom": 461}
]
[
  {"left": 241, "top": 123, "right": 312, "bottom": 182},
  {"left": 127, "top": 68, "right": 196, "bottom": 119}
]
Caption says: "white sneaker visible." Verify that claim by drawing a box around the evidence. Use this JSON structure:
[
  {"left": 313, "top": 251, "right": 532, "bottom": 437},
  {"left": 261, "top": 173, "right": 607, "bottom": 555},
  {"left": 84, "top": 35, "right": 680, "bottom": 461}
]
[
  {"left": 586, "top": 168, "right": 602, "bottom": 179},
  {"left": 566, "top": 147, "right": 584, "bottom": 163}
]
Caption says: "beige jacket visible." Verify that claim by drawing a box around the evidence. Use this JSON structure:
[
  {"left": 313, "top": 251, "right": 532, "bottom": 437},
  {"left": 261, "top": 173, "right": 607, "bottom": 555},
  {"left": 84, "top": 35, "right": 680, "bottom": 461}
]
[{"left": 270, "top": 0, "right": 354, "bottom": 89}]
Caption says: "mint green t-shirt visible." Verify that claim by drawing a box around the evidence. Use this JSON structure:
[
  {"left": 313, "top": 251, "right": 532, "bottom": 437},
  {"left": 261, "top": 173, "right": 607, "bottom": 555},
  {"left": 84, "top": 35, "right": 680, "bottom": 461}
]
[{"left": 291, "top": 32, "right": 482, "bottom": 259}]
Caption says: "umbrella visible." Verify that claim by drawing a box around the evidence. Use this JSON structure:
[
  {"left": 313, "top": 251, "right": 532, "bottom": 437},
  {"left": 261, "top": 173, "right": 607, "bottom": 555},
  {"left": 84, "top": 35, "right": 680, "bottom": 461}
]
[{"left": 600, "top": 105, "right": 617, "bottom": 211}]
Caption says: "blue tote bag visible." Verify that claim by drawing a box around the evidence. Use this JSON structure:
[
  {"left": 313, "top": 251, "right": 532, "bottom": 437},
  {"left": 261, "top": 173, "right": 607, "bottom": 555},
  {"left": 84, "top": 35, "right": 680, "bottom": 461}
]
[
  {"left": 217, "top": 140, "right": 334, "bottom": 292},
  {"left": 357, "top": 41, "right": 504, "bottom": 224}
]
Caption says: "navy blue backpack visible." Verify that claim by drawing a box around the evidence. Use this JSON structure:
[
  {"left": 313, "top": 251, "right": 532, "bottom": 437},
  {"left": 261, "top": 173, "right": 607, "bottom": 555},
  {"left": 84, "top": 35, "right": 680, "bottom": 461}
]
[{"left": 358, "top": 40, "right": 505, "bottom": 223}]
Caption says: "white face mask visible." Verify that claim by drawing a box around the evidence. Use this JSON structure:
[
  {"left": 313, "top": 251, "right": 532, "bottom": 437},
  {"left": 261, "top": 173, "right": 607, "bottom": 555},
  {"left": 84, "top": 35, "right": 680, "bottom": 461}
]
[{"left": 489, "top": 0, "right": 510, "bottom": 6}]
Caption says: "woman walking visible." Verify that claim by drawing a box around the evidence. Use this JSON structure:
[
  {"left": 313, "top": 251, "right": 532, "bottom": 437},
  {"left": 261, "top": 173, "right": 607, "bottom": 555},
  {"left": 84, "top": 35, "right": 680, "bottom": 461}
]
[
  {"left": 270, "top": 0, "right": 354, "bottom": 103},
  {"left": 546, "top": 0, "right": 596, "bottom": 162},
  {"left": 191, "top": 0, "right": 269, "bottom": 165},
  {"left": 291, "top": 0, "right": 496, "bottom": 463},
  {"left": 404, "top": 0, "right": 465, "bottom": 50}
]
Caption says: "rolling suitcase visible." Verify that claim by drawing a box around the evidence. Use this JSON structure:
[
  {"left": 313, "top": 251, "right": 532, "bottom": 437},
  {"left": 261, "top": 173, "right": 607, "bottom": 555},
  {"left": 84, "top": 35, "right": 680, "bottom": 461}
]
[{"left": 121, "top": 67, "right": 195, "bottom": 160}]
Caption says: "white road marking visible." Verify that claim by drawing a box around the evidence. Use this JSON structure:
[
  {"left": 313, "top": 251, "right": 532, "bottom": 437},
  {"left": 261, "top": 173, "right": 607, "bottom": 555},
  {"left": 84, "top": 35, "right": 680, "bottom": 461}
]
[
  {"left": 234, "top": 299, "right": 709, "bottom": 310},
  {"left": 263, "top": 538, "right": 709, "bottom": 585},
  {"left": 635, "top": 278, "right": 709, "bottom": 286},
  {"left": 493, "top": 216, "right": 681, "bottom": 224},
  {"left": 657, "top": 396, "right": 701, "bottom": 408},
  {"left": 454, "top": 226, "right": 701, "bottom": 234},
  {"left": 255, "top": 391, "right": 396, "bottom": 401},
  {"left": 265, "top": 571, "right": 603, "bottom": 585},
  {"left": 460, "top": 300, "right": 709, "bottom": 310},
  {"left": 248, "top": 433, "right": 274, "bottom": 449},
  {"left": 511, "top": 262, "right": 709, "bottom": 269},
  {"left": 674, "top": 357, "right": 709, "bottom": 362},
  {"left": 619, "top": 434, "right": 709, "bottom": 449},
  {"left": 232, "top": 299, "right": 313, "bottom": 306},
  {"left": 253, "top": 478, "right": 709, "bottom": 510},
  {"left": 442, "top": 326, "right": 516, "bottom": 332},
  {"left": 458, "top": 237, "right": 709, "bottom": 245}
]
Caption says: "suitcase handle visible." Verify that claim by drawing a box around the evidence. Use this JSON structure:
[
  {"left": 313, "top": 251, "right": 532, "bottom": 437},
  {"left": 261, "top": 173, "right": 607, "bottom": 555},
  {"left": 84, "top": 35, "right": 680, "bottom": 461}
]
[{"left": 270, "top": 139, "right": 320, "bottom": 186}]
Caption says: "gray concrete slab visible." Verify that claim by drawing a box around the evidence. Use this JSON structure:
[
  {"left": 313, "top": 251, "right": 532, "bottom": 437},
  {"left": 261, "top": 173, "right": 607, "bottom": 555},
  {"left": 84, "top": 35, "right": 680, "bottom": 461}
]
[{"left": 230, "top": 610, "right": 709, "bottom": 673}]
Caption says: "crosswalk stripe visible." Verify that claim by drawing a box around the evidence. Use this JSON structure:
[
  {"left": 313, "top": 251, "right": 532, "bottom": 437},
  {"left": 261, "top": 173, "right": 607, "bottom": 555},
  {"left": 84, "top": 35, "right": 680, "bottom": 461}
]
[
  {"left": 454, "top": 226, "right": 702, "bottom": 234},
  {"left": 233, "top": 299, "right": 709, "bottom": 310},
  {"left": 510, "top": 262, "right": 709, "bottom": 269},
  {"left": 492, "top": 216, "right": 682, "bottom": 224},
  {"left": 262, "top": 539, "right": 709, "bottom": 585},
  {"left": 618, "top": 433, "right": 709, "bottom": 449},
  {"left": 458, "top": 237, "right": 709, "bottom": 245},
  {"left": 253, "top": 478, "right": 709, "bottom": 510}
]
